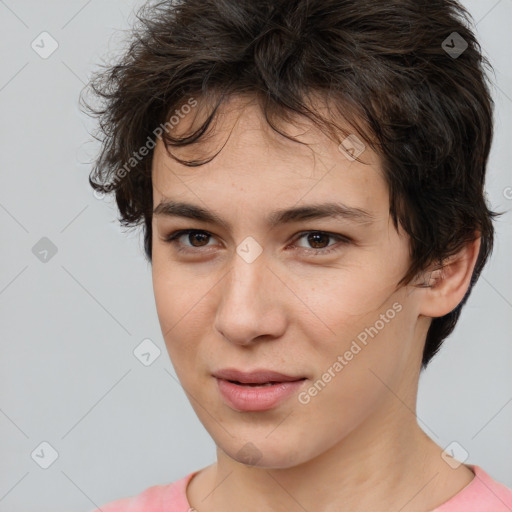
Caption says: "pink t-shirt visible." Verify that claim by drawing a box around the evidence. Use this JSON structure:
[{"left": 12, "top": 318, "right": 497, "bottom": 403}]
[{"left": 92, "top": 464, "right": 512, "bottom": 512}]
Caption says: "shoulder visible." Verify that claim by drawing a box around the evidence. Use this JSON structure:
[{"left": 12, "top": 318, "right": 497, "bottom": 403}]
[
  {"left": 434, "top": 464, "right": 512, "bottom": 512},
  {"left": 89, "top": 471, "right": 197, "bottom": 512}
]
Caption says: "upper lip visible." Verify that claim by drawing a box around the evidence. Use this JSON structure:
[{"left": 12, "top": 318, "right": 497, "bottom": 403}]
[{"left": 213, "top": 368, "right": 306, "bottom": 384}]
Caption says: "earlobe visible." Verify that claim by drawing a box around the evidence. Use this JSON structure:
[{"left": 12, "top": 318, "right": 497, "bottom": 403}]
[{"left": 418, "top": 235, "right": 481, "bottom": 318}]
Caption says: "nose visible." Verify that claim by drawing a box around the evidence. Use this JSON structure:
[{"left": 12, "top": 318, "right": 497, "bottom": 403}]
[{"left": 213, "top": 252, "right": 287, "bottom": 347}]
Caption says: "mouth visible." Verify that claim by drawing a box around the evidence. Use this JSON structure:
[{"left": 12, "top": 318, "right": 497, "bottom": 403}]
[
  {"left": 225, "top": 380, "right": 303, "bottom": 387},
  {"left": 212, "top": 368, "right": 308, "bottom": 411},
  {"left": 212, "top": 368, "right": 307, "bottom": 384}
]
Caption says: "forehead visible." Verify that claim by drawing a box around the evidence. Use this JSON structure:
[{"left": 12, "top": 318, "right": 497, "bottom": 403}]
[
  {"left": 156, "top": 93, "right": 378, "bottom": 163},
  {"left": 151, "top": 94, "right": 388, "bottom": 220}
]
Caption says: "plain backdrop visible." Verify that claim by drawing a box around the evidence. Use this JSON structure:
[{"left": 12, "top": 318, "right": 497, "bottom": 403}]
[{"left": 0, "top": 1, "right": 511, "bottom": 511}]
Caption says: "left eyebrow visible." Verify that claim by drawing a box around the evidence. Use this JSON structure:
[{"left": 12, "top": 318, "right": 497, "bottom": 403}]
[
  {"left": 267, "top": 202, "right": 375, "bottom": 228},
  {"left": 153, "top": 200, "right": 375, "bottom": 230}
]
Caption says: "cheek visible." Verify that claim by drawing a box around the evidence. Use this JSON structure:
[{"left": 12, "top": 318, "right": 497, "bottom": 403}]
[
  {"left": 292, "top": 271, "right": 410, "bottom": 391},
  {"left": 152, "top": 252, "right": 209, "bottom": 326},
  {"left": 294, "top": 310, "right": 411, "bottom": 435},
  {"left": 152, "top": 262, "right": 209, "bottom": 366},
  {"left": 289, "top": 264, "right": 403, "bottom": 345},
  {"left": 297, "top": 363, "right": 388, "bottom": 447}
]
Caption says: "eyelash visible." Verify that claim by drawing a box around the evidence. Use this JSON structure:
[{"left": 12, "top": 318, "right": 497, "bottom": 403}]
[{"left": 163, "top": 229, "right": 351, "bottom": 256}]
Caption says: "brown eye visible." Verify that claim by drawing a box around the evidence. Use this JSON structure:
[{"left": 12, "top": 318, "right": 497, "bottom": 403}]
[
  {"left": 292, "top": 231, "right": 351, "bottom": 256},
  {"left": 306, "top": 233, "right": 330, "bottom": 249},
  {"left": 186, "top": 231, "right": 211, "bottom": 247},
  {"left": 164, "top": 229, "right": 217, "bottom": 252}
]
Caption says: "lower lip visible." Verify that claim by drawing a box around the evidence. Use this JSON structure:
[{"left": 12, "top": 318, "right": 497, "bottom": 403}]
[{"left": 215, "top": 378, "right": 306, "bottom": 411}]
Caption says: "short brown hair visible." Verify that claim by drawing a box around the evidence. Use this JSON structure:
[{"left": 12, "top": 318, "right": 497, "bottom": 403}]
[{"left": 83, "top": 0, "right": 504, "bottom": 369}]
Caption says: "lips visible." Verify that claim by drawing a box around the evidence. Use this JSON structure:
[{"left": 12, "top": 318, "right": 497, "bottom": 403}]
[
  {"left": 212, "top": 368, "right": 306, "bottom": 385},
  {"left": 213, "top": 368, "right": 307, "bottom": 411}
]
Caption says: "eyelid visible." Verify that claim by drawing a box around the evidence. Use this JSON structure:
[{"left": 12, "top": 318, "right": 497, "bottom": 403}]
[{"left": 163, "top": 229, "right": 352, "bottom": 256}]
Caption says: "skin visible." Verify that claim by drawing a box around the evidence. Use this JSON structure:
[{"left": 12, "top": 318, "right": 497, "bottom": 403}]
[{"left": 151, "top": 94, "right": 480, "bottom": 512}]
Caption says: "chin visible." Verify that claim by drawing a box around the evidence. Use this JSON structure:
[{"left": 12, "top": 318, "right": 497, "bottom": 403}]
[{"left": 219, "top": 436, "right": 314, "bottom": 469}]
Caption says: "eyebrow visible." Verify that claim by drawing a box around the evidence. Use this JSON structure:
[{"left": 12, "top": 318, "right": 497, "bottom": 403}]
[{"left": 153, "top": 200, "right": 375, "bottom": 230}]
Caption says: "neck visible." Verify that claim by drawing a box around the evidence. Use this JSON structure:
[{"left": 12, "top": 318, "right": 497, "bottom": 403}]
[{"left": 188, "top": 406, "right": 473, "bottom": 512}]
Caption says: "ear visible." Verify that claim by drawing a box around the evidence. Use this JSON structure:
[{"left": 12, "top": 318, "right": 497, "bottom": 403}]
[{"left": 418, "top": 234, "right": 481, "bottom": 318}]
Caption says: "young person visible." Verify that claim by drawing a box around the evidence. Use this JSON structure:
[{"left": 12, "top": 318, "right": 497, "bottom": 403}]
[{"left": 85, "top": 0, "right": 512, "bottom": 510}]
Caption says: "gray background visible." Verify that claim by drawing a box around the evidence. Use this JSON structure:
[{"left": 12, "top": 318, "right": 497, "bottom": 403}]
[{"left": 0, "top": 1, "right": 511, "bottom": 511}]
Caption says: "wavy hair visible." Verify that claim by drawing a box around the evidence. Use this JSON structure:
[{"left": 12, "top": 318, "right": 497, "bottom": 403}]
[{"left": 82, "top": 0, "right": 504, "bottom": 369}]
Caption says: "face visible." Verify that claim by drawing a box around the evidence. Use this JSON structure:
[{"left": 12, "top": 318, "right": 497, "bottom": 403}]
[{"left": 151, "top": 95, "right": 429, "bottom": 469}]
